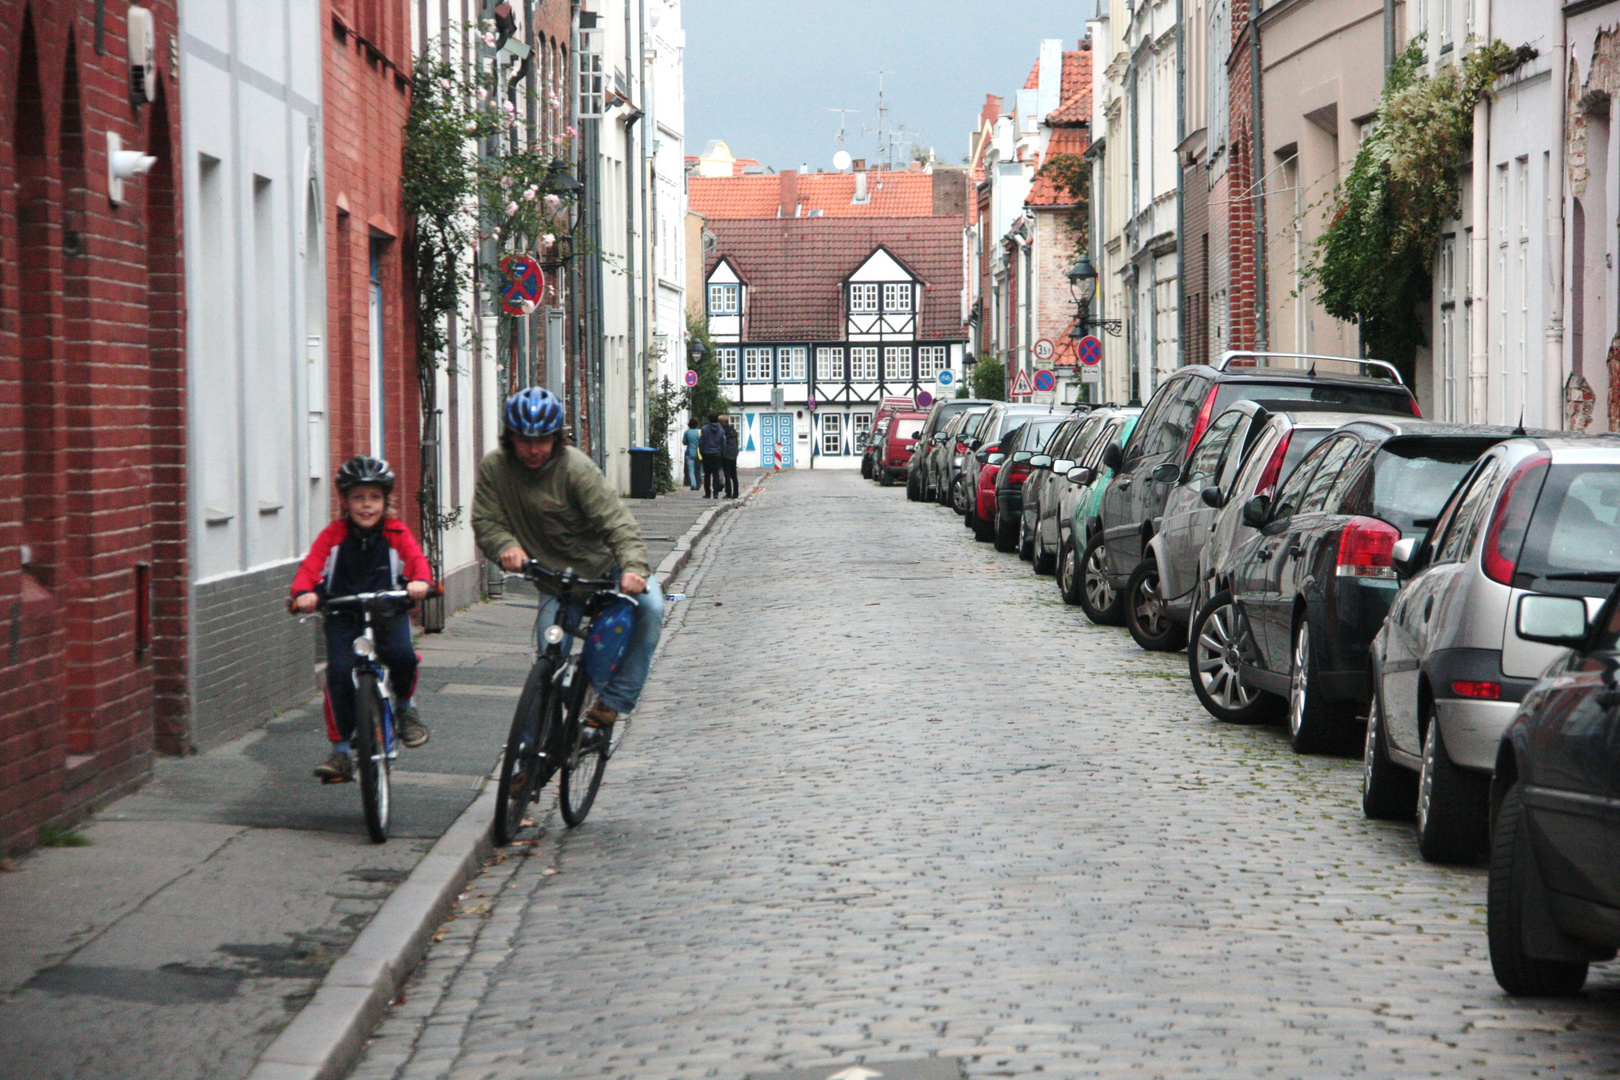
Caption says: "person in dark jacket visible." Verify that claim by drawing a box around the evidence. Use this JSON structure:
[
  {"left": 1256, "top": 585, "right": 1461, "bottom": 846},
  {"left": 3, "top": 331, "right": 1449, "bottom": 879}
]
[
  {"left": 699, "top": 413, "right": 727, "bottom": 498},
  {"left": 721, "top": 416, "right": 740, "bottom": 498}
]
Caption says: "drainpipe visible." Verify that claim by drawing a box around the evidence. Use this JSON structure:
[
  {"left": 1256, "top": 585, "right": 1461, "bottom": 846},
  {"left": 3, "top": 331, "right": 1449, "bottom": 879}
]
[
  {"left": 1383, "top": 0, "right": 1395, "bottom": 73},
  {"left": 1545, "top": 19, "right": 1568, "bottom": 429},
  {"left": 1469, "top": 2, "right": 1491, "bottom": 423},
  {"left": 1176, "top": 0, "right": 1186, "bottom": 365},
  {"left": 624, "top": 0, "right": 638, "bottom": 454},
  {"left": 1250, "top": 3, "right": 1268, "bottom": 352}
]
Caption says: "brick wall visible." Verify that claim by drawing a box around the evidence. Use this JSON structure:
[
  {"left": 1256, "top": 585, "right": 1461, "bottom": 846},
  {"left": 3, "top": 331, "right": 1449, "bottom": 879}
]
[
  {"left": 0, "top": 0, "right": 186, "bottom": 852},
  {"left": 191, "top": 563, "right": 320, "bottom": 749},
  {"left": 1033, "top": 210, "right": 1081, "bottom": 366},
  {"left": 1226, "top": 0, "right": 1260, "bottom": 352},
  {"left": 1181, "top": 161, "right": 1210, "bottom": 367}
]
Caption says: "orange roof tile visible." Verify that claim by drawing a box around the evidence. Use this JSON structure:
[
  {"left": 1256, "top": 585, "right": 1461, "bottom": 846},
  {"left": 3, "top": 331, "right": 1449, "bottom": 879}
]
[
  {"left": 1023, "top": 57, "right": 1041, "bottom": 90},
  {"left": 690, "top": 171, "right": 940, "bottom": 219},
  {"left": 1026, "top": 126, "right": 1091, "bottom": 207},
  {"left": 1046, "top": 50, "right": 1092, "bottom": 125}
]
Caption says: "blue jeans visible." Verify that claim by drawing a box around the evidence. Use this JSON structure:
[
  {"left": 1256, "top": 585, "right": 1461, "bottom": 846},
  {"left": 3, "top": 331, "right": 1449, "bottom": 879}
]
[
  {"left": 534, "top": 575, "right": 664, "bottom": 715},
  {"left": 685, "top": 455, "right": 701, "bottom": 489},
  {"left": 324, "top": 615, "right": 416, "bottom": 743}
]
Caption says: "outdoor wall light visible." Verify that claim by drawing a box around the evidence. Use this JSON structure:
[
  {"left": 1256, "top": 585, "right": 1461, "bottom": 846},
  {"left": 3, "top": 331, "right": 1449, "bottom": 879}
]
[
  {"left": 1067, "top": 252, "right": 1121, "bottom": 339},
  {"left": 107, "top": 132, "right": 156, "bottom": 207}
]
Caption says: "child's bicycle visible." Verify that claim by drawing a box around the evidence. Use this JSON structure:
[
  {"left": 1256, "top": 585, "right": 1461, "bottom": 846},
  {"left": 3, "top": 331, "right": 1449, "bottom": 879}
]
[
  {"left": 294, "top": 588, "right": 433, "bottom": 843},
  {"left": 493, "top": 562, "right": 651, "bottom": 842}
]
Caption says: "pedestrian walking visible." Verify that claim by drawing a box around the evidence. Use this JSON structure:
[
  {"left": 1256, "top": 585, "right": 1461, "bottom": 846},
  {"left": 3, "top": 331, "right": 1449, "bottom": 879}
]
[
  {"left": 721, "top": 415, "right": 740, "bottom": 498},
  {"left": 699, "top": 413, "right": 727, "bottom": 499},
  {"left": 681, "top": 416, "right": 702, "bottom": 490}
]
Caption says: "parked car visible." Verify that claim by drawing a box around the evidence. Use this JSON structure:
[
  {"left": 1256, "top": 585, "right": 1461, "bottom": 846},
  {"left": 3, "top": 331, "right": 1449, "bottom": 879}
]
[
  {"left": 1215, "top": 418, "right": 1517, "bottom": 753},
  {"left": 1023, "top": 409, "right": 1108, "bottom": 572},
  {"left": 1486, "top": 579, "right": 1620, "bottom": 996},
  {"left": 921, "top": 406, "right": 988, "bottom": 506},
  {"left": 1183, "top": 409, "right": 1366, "bottom": 721},
  {"left": 959, "top": 402, "right": 1070, "bottom": 532},
  {"left": 969, "top": 439, "right": 1007, "bottom": 542},
  {"left": 1057, "top": 409, "right": 1141, "bottom": 614},
  {"left": 1362, "top": 437, "right": 1620, "bottom": 864},
  {"left": 874, "top": 410, "right": 930, "bottom": 487},
  {"left": 907, "top": 398, "right": 992, "bottom": 501},
  {"left": 940, "top": 406, "right": 996, "bottom": 511},
  {"left": 861, "top": 396, "right": 922, "bottom": 479},
  {"left": 990, "top": 414, "right": 1074, "bottom": 552},
  {"left": 1092, "top": 353, "right": 1420, "bottom": 621}
]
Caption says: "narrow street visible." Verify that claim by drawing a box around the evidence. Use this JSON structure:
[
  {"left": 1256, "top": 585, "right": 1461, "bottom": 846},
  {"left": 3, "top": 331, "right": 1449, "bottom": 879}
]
[{"left": 351, "top": 472, "right": 1620, "bottom": 1080}]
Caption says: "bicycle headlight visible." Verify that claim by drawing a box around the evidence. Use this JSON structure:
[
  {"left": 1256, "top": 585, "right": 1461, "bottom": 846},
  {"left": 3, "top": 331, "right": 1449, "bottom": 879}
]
[
  {"left": 542, "top": 624, "right": 567, "bottom": 646},
  {"left": 352, "top": 637, "right": 376, "bottom": 657}
]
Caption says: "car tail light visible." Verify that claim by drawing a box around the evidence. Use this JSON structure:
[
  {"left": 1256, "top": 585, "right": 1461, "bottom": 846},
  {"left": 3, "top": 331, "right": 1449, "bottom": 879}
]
[
  {"left": 1335, "top": 516, "right": 1400, "bottom": 578},
  {"left": 954, "top": 441, "right": 967, "bottom": 455},
  {"left": 1254, "top": 431, "right": 1294, "bottom": 494},
  {"left": 1482, "top": 453, "right": 1551, "bottom": 586},
  {"left": 1184, "top": 384, "right": 1220, "bottom": 461},
  {"left": 1409, "top": 396, "right": 1423, "bottom": 417},
  {"left": 1008, "top": 464, "right": 1032, "bottom": 484},
  {"left": 1452, "top": 680, "right": 1502, "bottom": 699}
]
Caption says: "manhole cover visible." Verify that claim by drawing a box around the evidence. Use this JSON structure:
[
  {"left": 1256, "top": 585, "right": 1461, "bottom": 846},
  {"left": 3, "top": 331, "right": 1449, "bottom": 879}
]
[{"left": 748, "top": 1059, "right": 964, "bottom": 1080}]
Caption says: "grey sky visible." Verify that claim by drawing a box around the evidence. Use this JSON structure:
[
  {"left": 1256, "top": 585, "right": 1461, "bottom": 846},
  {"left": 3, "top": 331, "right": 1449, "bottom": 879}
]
[{"left": 684, "top": 1, "right": 1092, "bottom": 172}]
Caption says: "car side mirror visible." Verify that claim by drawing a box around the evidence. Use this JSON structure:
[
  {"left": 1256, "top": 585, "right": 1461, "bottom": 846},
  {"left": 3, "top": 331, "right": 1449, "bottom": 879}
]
[
  {"left": 1053, "top": 459, "right": 1075, "bottom": 473},
  {"left": 1068, "top": 467, "right": 1096, "bottom": 485},
  {"left": 1011, "top": 451, "right": 1033, "bottom": 464},
  {"left": 1151, "top": 462, "right": 1182, "bottom": 484},
  {"left": 987, "top": 453, "right": 1005, "bottom": 465},
  {"left": 1102, "top": 442, "right": 1123, "bottom": 471},
  {"left": 1029, "top": 454, "right": 1053, "bottom": 469},
  {"left": 1516, "top": 594, "right": 1590, "bottom": 648},
  {"left": 965, "top": 437, "right": 982, "bottom": 451},
  {"left": 1390, "top": 537, "right": 1420, "bottom": 578},
  {"left": 1200, "top": 485, "right": 1224, "bottom": 509},
  {"left": 975, "top": 450, "right": 990, "bottom": 464},
  {"left": 1241, "top": 494, "right": 1270, "bottom": 528}
]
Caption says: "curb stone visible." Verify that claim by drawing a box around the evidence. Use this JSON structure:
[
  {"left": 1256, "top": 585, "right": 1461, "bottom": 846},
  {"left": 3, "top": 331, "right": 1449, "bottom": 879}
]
[{"left": 243, "top": 475, "right": 765, "bottom": 1080}]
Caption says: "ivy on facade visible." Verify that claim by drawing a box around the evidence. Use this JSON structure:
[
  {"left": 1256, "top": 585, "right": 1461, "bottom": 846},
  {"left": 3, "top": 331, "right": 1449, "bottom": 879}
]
[
  {"left": 1306, "top": 36, "right": 1526, "bottom": 374},
  {"left": 683, "top": 312, "right": 732, "bottom": 423},
  {"left": 1034, "top": 152, "right": 1090, "bottom": 247}
]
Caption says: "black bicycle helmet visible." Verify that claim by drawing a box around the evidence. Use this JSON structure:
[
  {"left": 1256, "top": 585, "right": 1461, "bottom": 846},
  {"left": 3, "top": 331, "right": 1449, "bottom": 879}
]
[{"left": 335, "top": 455, "right": 396, "bottom": 495}]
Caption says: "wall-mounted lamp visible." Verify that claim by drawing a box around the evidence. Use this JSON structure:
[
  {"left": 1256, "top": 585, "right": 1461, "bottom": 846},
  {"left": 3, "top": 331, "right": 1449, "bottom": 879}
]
[
  {"left": 128, "top": 5, "right": 156, "bottom": 105},
  {"left": 107, "top": 132, "right": 156, "bottom": 207}
]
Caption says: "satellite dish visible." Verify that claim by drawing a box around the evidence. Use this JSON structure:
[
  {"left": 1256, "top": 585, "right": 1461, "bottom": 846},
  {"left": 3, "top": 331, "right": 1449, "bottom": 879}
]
[{"left": 833, "top": 150, "right": 853, "bottom": 172}]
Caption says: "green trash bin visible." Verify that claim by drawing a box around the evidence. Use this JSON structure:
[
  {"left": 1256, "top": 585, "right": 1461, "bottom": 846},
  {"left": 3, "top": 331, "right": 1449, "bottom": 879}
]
[{"left": 628, "top": 446, "right": 658, "bottom": 499}]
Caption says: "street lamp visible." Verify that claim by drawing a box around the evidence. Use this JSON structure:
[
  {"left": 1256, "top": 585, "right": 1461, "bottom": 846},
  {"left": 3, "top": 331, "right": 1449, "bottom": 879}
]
[
  {"left": 1067, "top": 253, "right": 1121, "bottom": 339},
  {"left": 687, "top": 336, "right": 707, "bottom": 366}
]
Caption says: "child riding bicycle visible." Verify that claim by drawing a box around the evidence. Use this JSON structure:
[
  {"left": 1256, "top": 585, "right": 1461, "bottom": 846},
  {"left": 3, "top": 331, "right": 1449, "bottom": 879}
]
[{"left": 291, "top": 456, "right": 435, "bottom": 782}]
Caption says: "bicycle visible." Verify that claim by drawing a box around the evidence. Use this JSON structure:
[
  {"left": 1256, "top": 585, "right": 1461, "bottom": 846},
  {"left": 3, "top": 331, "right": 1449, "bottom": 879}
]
[
  {"left": 493, "top": 562, "right": 638, "bottom": 842},
  {"left": 294, "top": 588, "right": 427, "bottom": 844}
]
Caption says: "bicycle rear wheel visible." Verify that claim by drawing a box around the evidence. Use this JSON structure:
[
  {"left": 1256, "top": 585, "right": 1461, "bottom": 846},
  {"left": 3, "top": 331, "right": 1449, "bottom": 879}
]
[
  {"left": 354, "top": 672, "right": 391, "bottom": 843},
  {"left": 494, "top": 657, "right": 556, "bottom": 846},
  {"left": 558, "top": 687, "right": 609, "bottom": 827}
]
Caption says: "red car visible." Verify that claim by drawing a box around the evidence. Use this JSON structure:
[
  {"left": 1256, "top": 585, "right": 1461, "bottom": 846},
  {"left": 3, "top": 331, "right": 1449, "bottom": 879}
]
[
  {"left": 875, "top": 410, "right": 929, "bottom": 486},
  {"left": 972, "top": 446, "right": 1004, "bottom": 541}
]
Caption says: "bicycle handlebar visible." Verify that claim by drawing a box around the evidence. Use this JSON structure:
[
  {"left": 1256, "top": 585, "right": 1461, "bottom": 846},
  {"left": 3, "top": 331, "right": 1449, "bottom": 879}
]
[
  {"left": 286, "top": 585, "right": 443, "bottom": 615},
  {"left": 509, "top": 560, "right": 621, "bottom": 593}
]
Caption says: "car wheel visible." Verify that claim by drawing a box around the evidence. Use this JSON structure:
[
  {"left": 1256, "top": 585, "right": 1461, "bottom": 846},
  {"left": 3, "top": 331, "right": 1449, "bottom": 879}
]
[
  {"left": 993, "top": 510, "right": 1019, "bottom": 552},
  {"left": 962, "top": 488, "right": 978, "bottom": 527},
  {"left": 1031, "top": 524, "right": 1057, "bottom": 575},
  {"left": 1361, "top": 692, "right": 1417, "bottom": 821},
  {"left": 1287, "top": 616, "right": 1343, "bottom": 754},
  {"left": 973, "top": 504, "right": 995, "bottom": 542},
  {"left": 1187, "top": 590, "right": 1278, "bottom": 722},
  {"left": 879, "top": 468, "right": 894, "bottom": 487},
  {"left": 1018, "top": 513, "right": 1035, "bottom": 561},
  {"left": 906, "top": 471, "right": 921, "bottom": 501},
  {"left": 1416, "top": 713, "right": 1492, "bottom": 864},
  {"left": 861, "top": 455, "right": 873, "bottom": 479},
  {"left": 935, "top": 472, "right": 950, "bottom": 506},
  {"left": 1077, "top": 532, "right": 1125, "bottom": 626},
  {"left": 1057, "top": 537, "right": 1084, "bottom": 605},
  {"left": 1124, "top": 558, "right": 1186, "bottom": 652},
  {"left": 1488, "top": 781, "right": 1589, "bottom": 996}
]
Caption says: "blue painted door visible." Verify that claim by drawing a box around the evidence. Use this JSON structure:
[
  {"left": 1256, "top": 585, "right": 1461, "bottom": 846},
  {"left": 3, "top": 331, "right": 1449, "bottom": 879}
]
[{"left": 760, "top": 413, "right": 794, "bottom": 468}]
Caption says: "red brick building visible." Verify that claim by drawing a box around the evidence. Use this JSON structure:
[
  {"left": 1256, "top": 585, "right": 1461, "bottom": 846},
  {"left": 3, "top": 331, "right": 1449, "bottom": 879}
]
[{"left": 0, "top": 0, "right": 187, "bottom": 851}]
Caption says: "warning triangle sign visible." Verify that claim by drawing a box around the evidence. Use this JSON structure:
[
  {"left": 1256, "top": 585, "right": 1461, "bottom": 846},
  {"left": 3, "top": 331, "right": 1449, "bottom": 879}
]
[{"left": 1010, "top": 367, "right": 1033, "bottom": 397}]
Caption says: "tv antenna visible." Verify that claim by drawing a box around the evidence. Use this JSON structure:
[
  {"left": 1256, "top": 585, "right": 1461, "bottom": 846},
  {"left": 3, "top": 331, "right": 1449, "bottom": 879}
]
[
  {"left": 828, "top": 108, "right": 859, "bottom": 149},
  {"left": 863, "top": 71, "right": 898, "bottom": 169}
]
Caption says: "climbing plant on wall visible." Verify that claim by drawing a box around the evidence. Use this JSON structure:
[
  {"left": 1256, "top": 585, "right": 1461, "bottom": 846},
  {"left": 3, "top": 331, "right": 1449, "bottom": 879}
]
[{"left": 1305, "top": 37, "right": 1526, "bottom": 377}]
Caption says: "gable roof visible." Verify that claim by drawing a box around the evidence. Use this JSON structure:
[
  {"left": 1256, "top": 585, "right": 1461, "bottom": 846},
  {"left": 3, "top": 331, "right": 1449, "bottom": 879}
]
[
  {"left": 1026, "top": 126, "right": 1091, "bottom": 207},
  {"left": 690, "top": 170, "right": 937, "bottom": 219},
  {"left": 1046, "top": 49, "right": 1092, "bottom": 125},
  {"left": 704, "top": 216, "right": 966, "bottom": 341}
]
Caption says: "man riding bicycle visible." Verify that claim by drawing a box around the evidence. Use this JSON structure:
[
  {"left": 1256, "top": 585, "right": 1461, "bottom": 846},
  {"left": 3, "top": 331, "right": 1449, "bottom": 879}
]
[{"left": 473, "top": 388, "right": 664, "bottom": 729}]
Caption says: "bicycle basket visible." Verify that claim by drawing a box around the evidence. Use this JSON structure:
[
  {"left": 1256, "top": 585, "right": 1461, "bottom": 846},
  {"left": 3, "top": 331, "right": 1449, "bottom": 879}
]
[{"left": 581, "top": 594, "right": 637, "bottom": 687}]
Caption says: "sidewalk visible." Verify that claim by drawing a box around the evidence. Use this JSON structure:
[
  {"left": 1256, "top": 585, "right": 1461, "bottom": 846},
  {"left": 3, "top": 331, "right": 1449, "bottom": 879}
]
[{"left": 0, "top": 479, "right": 761, "bottom": 1080}]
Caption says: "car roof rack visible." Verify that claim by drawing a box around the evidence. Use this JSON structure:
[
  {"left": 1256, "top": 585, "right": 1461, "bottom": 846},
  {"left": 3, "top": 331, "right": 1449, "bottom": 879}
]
[{"left": 1215, "top": 350, "right": 1405, "bottom": 386}]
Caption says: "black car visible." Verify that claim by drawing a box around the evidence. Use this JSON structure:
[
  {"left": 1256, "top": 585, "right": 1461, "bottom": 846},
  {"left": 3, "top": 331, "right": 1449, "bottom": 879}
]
[
  {"left": 906, "top": 397, "right": 992, "bottom": 502},
  {"left": 998, "top": 412, "right": 1089, "bottom": 555},
  {"left": 1488, "top": 582, "right": 1620, "bottom": 996},
  {"left": 1092, "top": 352, "right": 1420, "bottom": 610},
  {"left": 1216, "top": 418, "right": 1516, "bottom": 752}
]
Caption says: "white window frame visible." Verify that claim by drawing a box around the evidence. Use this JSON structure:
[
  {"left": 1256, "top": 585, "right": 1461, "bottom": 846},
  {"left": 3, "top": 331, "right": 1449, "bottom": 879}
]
[
  {"left": 917, "top": 345, "right": 948, "bottom": 379},
  {"left": 850, "top": 283, "right": 879, "bottom": 314},
  {"left": 708, "top": 283, "right": 739, "bottom": 315},
  {"left": 849, "top": 346, "right": 878, "bottom": 381},
  {"left": 852, "top": 412, "right": 873, "bottom": 449},
  {"left": 883, "top": 345, "right": 912, "bottom": 382},
  {"left": 718, "top": 346, "right": 739, "bottom": 382},
  {"left": 778, "top": 345, "right": 807, "bottom": 382},
  {"left": 816, "top": 346, "right": 844, "bottom": 382},
  {"left": 882, "top": 282, "right": 913, "bottom": 313},
  {"left": 743, "top": 346, "right": 772, "bottom": 383},
  {"left": 821, "top": 412, "right": 843, "bottom": 455}
]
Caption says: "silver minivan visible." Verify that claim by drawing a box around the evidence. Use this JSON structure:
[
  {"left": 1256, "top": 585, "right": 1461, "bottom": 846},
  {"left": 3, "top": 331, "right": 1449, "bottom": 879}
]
[{"left": 1363, "top": 436, "right": 1620, "bottom": 863}]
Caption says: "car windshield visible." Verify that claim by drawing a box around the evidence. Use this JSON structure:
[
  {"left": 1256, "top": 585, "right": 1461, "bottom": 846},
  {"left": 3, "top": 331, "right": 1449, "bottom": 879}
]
[
  {"left": 1512, "top": 464, "right": 1620, "bottom": 597},
  {"left": 892, "top": 414, "right": 928, "bottom": 440},
  {"left": 1217, "top": 381, "right": 1413, "bottom": 417},
  {"left": 1023, "top": 419, "right": 1063, "bottom": 451},
  {"left": 1366, "top": 439, "right": 1494, "bottom": 536}
]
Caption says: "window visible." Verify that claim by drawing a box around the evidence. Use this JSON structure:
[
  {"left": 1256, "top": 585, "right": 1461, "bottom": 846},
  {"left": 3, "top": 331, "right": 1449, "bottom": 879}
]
[
  {"left": 718, "top": 347, "right": 739, "bottom": 381},
  {"left": 744, "top": 346, "right": 772, "bottom": 382},
  {"left": 883, "top": 346, "right": 911, "bottom": 382},
  {"left": 1298, "top": 436, "right": 1359, "bottom": 514},
  {"left": 1433, "top": 458, "right": 1503, "bottom": 564},
  {"left": 850, "top": 283, "right": 879, "bottom": 314},
  {"left": 1271, "top": 440, "right": 1329, "bottom": 521},
  {"left": 779, "top": 346, "right": 807, "bottom": 381},
  {"left": 708, "top": 283, "right": 739, "bottom": 315},
  {"left": 1185, "top": 408, "right": 1243, "bottom": 484},
  {"left": 816, "top": 347, "right": 844, "bottom": 381},
  {"left": 852, "top": 412, "right": 872, "bottom": 450},
  {"left": 822, "top": 412, "right": 843, "bottom": 455},
  {"left": 849, "top": 346, "right": 878, "bottom": 381},
  {"left": 882, "top": 282, "right": 912, "bottom": 312},
  {"left": 917, "top": 345, "right": 948, "bottom": 379}
]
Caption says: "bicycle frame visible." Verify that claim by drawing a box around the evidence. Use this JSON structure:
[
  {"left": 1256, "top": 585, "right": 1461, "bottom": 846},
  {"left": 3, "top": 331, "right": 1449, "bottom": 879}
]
[{"left": 349, "top": 609, "right": 399, "bottom": 762}]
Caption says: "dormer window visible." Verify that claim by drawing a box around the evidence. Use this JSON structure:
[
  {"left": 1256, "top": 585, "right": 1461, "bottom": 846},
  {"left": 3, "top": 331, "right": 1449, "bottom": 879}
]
[
  {"left": 850, "top": 283, "right": 879, "bottom": 314},
  {"left": 708, "top": 283, "right": 740, "bottom": 315},
  {"left": 882, "top": 283, "right": 913, "bottom": 313},
  {"left": 850, "top": 282, "right": 913, "bottom": 315}
]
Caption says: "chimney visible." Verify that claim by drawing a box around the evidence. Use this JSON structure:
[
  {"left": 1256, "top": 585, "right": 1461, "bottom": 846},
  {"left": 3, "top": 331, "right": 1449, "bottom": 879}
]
[
  {"left": 981, "top": 94, "right": 1001, "bottom": 125},
  {"left": 853, "top": 169, "right": 868, "bottom": 204},
  {"left": 778, "top": 169, "right": 800, "bottom": 218}
]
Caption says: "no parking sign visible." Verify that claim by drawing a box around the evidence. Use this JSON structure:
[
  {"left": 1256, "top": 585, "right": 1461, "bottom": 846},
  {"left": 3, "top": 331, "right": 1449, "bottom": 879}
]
[{"left": 499, "top": 255, "right": 544, "bottom": 315}]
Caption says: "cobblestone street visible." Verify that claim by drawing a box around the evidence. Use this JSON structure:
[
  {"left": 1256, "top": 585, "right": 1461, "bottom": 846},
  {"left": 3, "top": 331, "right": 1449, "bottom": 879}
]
[{"left": 351, "top": 470, "right": 1620, "bottom": 1080}]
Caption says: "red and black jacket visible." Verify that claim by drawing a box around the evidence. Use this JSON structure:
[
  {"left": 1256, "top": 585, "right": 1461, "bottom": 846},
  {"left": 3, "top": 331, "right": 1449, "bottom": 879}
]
[{"left": 290, "top": 517, "right": 434, "bottom": 598}]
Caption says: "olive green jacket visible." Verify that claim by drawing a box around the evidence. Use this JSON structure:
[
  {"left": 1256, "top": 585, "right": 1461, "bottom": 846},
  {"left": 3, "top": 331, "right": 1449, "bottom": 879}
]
[{"left": 472, "top": 445, "right": 651, "bottom": 586}]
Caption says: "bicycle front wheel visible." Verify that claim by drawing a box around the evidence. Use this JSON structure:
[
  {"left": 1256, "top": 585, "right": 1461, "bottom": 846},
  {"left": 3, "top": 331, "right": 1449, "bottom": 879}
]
[
  {"left": 558, "top": 688, "right": 609, "bottom": 828},
  {"left": 354, "top": 672, "right": 391, "bottom": 843},
  {"left": 494, "top": 657, "right": 556, "bottom": 846}
]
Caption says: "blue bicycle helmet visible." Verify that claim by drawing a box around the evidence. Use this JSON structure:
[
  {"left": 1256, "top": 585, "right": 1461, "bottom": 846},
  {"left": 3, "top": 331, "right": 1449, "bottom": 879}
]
[
  {"left": 581, "top": 595, "right": 637, "bottom": 689},
  {"left": 504, "top": 387, "right": 565, "bottom": 438}
]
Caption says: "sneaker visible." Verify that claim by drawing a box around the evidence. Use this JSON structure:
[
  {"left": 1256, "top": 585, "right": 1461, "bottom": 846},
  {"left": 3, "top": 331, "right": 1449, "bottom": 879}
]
[
  {"left": 585, "top": 700, "right": 619, "bottom": 728},
  {"left": 314, "top": 752, "right": 354, "bottom": 783},
  {"left": 398, "top": 706, "right": 431, "bottom": 749}
]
